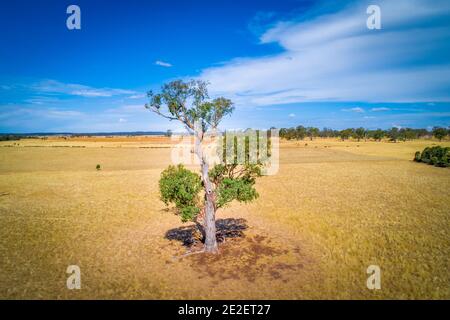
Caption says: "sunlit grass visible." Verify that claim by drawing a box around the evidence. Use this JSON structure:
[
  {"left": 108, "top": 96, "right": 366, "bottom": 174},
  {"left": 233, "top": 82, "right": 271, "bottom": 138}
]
[{"left": 0, "top": 137, "right": 448, "bottom": 299}]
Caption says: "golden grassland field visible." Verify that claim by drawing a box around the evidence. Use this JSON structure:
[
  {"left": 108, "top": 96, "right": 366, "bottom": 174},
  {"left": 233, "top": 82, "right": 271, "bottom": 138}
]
[{"left": 0, "top": 136, "right": 449, "bottom": 299}]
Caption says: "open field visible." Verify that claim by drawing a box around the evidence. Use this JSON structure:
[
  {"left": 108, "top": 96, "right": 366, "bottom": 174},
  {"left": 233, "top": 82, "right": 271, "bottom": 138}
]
[{"left": 0, "top": 137, "right": 449, "bottom": 299}]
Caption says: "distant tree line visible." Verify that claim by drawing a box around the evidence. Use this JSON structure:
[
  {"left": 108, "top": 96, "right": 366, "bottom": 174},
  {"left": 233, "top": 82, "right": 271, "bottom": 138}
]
[
  {"left": 278, "top": 126, "right": 450, "bottom": 142},
  {"left": 0, "top": 135, "right": 42, "bottom": 141},
  {"left": 0, "top": 135, "right": 22, "bottom": 141}
]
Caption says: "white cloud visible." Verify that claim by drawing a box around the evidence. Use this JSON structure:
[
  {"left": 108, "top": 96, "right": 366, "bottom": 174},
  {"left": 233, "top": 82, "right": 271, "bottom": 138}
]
[
  {"left": 288, "top": 113, "right": 296, "bottom": 117},
  {"left": 32, "top": 80, "right": 136, "bottom": 98},
  {"left": 129, "top": 93, "right": 146, "bottom": 99},
  {"left": 0, "top": 105, "right": 84, "bottom": 120},
  {"left": 155, "top": 60, "right": 173, "bottom": 68},
  {"left": 342, "top": 107, "right": 364, "bottom": 113},
  {"left": 199, "top": 0, "right": 450, "bottom": 107},
  {"left": 46, "top": 110, "right": 84, "bottom": 118},
  {"left": 119, "top": 118, "right": 127, "bottom": 123}
]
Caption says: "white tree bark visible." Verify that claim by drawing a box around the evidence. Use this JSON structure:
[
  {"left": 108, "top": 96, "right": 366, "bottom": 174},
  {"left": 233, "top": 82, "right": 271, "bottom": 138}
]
[{"left": 195, "top": 131, "right": 218, "bottom": 253}]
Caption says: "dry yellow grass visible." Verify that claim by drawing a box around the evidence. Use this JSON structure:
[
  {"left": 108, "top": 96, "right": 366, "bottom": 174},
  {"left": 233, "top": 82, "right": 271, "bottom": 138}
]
[{"left": 0, "top": 137, "right": 449, "bottom": 299}]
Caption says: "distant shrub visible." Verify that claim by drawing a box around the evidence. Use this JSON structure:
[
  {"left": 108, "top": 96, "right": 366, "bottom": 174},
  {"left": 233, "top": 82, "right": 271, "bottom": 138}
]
[
  {"left": 414, "top": 146, "right": 450, "bottom": 167},
  {"left": 96, "top": 164, "right": 101, "bottom": 170}
]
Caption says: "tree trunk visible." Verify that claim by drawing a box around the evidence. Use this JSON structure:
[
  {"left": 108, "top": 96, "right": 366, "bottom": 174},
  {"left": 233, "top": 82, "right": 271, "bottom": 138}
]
[
  {"left": 201, "top": 159, "right": 218, "bottom": 253},
  {"left": 195, "top": 132, "right": 218, "bottom": 253}
]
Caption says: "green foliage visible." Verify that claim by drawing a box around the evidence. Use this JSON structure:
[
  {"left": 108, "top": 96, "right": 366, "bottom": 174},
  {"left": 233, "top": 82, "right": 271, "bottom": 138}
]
[
  {"left": 179, "top": 206, "right": 201, "bottom": 223},
  {"left": 159, "top": 164, "right": 202, "bottom": 222},
  {"left": 339, "top": 128, "right": 353, "bottom": 141},
  {"left": 353, "top": 127, "right": 366, "bottom": 141},
  {"left": 159, "top": 162, "right": 263, "bottom": 221},
  {"left": 296, "top": 126, "right": 307, "bottom": 140},
  {"left": 215, "top": 178, "right": 259, "bottom": 208},
  {"left": 387, "top": 127, "right": 399, "bottom": 142},
  {"left": 146, "top": 79, "right": 234, "bottom": 132},
  {"left": 278, "top": 126, "right": 320, "bottom": 141},
  {"left": 307, "top": 127, "right": 320, "bottom": 141},
  {"left": 430, "top": 157, "right": 438, "bottom": 165},
  {"left": 209, "top": 163, "right": 261, "bottom": 208},
  {"left": 399, "top": 128, "right": 417, "bottom": 141},
  {"left": 432, "top": 127, "right": 448, "bottom": 141},
  {"left": 96, "top": 164, "right": 101, "bottom": 170},
  {"left": 414, "top": 146, "right": 450, "bottom": 167},
  {"left": 0, "top": 135, "right": 22, "bottom": 141},
  {"left": 414, "top": 151, "right": 421, "bottom": 162},
  {"left": 320, "top": 127, "right": 336, "bottom": 138},
  {"left": 370, "top": 129, "right": 385, "bottom": 141},
  {"left": 278, "top": 126, "right": 438, "bottom": 142}
]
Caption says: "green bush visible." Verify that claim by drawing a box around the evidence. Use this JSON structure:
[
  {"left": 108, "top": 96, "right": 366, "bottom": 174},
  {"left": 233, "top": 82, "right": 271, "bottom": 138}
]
[
  {"left": 159, "top": 164, "right": 202, "bottom": 222},
  {"left": 414, "top": 151, "right": 421, "bottom": 162},
  {"left": 439, "top": 155, "right": 449, "bottom": 167},
  {"left": 414, "top": 146, "right": 450, "bottom": 167},
  {"left": 96, "top": 164, "right": 101, "bottom": 170}
]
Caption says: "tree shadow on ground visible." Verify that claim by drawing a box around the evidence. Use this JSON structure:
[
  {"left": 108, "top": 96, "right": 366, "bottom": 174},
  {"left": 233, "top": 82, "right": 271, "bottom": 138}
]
[
  {"left": 165, "top": 218, "right": 311, "bottom": 283},
  {"left": 165, "top": 218, "right": 248, "bottom": 247}
]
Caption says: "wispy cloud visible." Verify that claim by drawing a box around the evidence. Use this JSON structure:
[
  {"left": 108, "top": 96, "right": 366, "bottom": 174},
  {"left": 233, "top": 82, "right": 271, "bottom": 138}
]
[
  {"left": 248, "top": 11, "right": 277, "bottom": 36},
  {"left": 200, "top": 0, "right": 450, "bottom": 106},
  {"left": 342, "top": 107, "right": 364, "bottom": 113},
  {"left": 32, "top": 80, "right": 135, "bottom": 98},
  {"left": 0, "top": 105, "right": 84, "bottom": 121},
  {"left": 128, "top": 93, "right": 146, "bottom": 99},
  {"left": 155, "top": 60, "right": 173, "bottom": 68},
  {"left": 46, "top": 109, "right": 84, "bottom": 118},
  {"left": 371, "top": 107, "right": 390, "bottom": 112}
]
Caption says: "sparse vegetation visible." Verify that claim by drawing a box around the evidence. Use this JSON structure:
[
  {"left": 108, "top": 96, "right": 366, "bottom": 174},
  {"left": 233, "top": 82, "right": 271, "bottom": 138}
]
[{"left": 0, "top": 136, "right": 449, "bottom": 299}]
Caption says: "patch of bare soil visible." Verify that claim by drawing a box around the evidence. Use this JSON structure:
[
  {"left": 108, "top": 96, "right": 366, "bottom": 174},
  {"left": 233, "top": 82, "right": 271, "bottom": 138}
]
[
  {"left": 192, "top": 235, "right": 307, "bottom": 283},
  {"left": 166, "top": 218, "right": 310, "bottom": 283}
]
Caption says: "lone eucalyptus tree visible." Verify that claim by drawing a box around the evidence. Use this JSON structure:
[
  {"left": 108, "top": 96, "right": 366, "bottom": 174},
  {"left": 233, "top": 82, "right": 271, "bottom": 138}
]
[{"left": 146, "top": 80, "right": 262, "bottom": 253}]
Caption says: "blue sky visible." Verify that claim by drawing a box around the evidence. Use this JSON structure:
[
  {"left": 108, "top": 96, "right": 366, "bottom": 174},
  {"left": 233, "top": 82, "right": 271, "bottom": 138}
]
[{"left": 0, "top": 0, "right": 449, "bottom": 133}]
